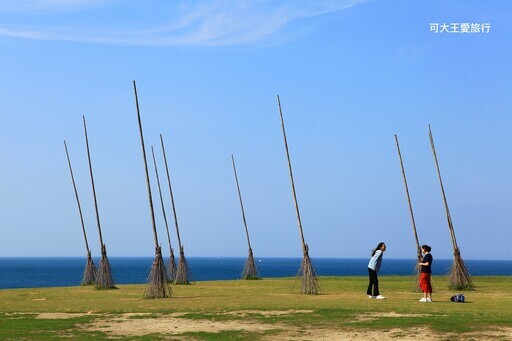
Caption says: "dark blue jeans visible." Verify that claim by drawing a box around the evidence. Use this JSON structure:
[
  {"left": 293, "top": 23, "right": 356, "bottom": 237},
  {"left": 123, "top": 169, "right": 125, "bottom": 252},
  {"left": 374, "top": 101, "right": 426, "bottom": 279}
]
[{"left": 367, "top": 268, "right": 379, "bottom": 296}]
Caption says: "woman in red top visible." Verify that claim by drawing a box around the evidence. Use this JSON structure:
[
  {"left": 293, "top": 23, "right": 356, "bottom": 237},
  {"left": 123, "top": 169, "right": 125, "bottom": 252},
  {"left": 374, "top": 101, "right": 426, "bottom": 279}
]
[{"left": 418, "top": 244, "right": 433, "bottom": 302}]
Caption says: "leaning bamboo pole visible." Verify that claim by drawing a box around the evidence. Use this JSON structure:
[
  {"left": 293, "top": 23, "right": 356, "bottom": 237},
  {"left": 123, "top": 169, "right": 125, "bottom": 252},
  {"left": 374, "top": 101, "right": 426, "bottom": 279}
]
[
  {"left": 82, "top": 116, "right": 115, "bottom": 290},
  {"left": 64, "top": 140, "right": 96, "bottom": 286},
  {"left": 160, "top": 134, "right": 191, "bottom": 285},
  {"left": 231, "top": 154, "right": 260, "bottom": 280},
  {"left": 394, "top": 135, "right": 422, "bottom": 285},
  {"left": 276, "top": 95, "right": 318, "bottom": 295},
  {"left": 428, "top": 124, "right": 473, "bottom": 290},
  {"left": 151, "top": 146, "right": 177, "bottom": 282},
  {"left": 133, "top": 81, "right": 170, "bottom": 299}
]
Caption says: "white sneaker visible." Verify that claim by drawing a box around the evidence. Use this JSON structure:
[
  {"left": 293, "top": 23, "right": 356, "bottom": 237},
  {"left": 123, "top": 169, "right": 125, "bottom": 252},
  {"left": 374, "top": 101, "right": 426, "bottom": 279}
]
[
  {"left": 426, "top": 298, "right": 432, "bottom": 302},
  {"left": 376, "top": 295, "right": 386, "bottom": 299},
  {"left": 419, "top": 298, "right": 427, "bottom": 302},
  {"left": 368, "top": 295, "right": 376, "bottom": 299}
]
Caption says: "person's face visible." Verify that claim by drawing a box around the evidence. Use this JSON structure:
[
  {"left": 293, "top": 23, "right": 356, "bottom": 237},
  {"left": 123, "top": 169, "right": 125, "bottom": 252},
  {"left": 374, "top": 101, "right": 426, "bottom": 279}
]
[
  {"left": 381, "top": 244, "right": 386, "bottom": 251},
  {"left": 422, "top": 248, "right": 427, "bottom": 254}
]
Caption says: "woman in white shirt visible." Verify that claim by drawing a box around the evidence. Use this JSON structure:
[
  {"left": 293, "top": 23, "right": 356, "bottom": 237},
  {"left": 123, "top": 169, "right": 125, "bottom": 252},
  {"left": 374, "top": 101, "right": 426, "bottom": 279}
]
[{"left": 367, "top": 242, "right": 386, "bottom": 299}]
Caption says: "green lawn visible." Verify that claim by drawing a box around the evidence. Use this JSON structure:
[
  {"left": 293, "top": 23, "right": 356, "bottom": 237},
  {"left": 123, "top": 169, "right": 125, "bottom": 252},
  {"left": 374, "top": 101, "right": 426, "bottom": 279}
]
[{"left": 1, "top": 276, "right": 511, "bottom": 340}]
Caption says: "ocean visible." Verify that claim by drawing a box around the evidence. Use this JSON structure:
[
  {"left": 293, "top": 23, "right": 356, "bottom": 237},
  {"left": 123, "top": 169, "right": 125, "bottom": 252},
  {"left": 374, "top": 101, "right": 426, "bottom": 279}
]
[{"left": 1, "top": 257, "right": 511, "bottom": 289}]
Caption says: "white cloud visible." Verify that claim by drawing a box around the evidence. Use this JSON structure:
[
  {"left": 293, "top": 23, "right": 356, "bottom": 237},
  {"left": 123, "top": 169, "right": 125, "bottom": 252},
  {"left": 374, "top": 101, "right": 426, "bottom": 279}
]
[
  {"left": 0, "top": 0, "right": 367, "bottom": 46},
  {"left": 0, "top": 0, "right": 111, "bottom": 13}
]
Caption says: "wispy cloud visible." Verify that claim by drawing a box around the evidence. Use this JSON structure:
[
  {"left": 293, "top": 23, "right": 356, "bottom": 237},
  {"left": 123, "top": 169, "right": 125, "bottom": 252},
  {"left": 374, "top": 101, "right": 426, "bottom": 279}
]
[
  {"left": 0, "top": 0, "right": 367, "bottom": 46},
  {"left": 0, "top": 0, "right": 112, "bottom": 13}
]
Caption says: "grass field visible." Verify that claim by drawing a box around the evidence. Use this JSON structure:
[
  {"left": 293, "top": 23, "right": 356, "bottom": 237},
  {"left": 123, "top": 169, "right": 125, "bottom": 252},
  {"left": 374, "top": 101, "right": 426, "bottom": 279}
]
[{"left": 1, "top": 276, "right": 511, "bottom": 340}]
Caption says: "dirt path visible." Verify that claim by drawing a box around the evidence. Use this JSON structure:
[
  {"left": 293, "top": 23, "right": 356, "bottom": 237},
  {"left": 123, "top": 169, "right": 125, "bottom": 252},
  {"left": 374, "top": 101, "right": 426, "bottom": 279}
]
[{"left": 41, "top": 310, "right": 509, "bottom": 340}]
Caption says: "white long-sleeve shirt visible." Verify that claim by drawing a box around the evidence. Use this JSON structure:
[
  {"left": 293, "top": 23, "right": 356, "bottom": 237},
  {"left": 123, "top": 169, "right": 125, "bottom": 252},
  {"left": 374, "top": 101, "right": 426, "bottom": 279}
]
[{"left": 368, "top": 250, "right": 383, "bottom": 272}]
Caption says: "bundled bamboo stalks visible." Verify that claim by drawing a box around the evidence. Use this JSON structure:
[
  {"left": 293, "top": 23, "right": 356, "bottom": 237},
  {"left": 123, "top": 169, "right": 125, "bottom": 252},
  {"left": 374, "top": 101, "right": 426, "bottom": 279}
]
[
  {"left": 242, "top": 248, "right": 259, "bottom": 280},
  {"left": 298, "top": 244, "right": 318, "bottom": 294},
  {"left": 82, "top": 116, "right": 116, "bottom": 290},
  {"left": 151, "top": 146, "right": 177, "bottom": 282},
  {"left": 133, "top": 81, "right": 171, "bottom": 298},
  {"left": 174, "top": 246, "right": 191, "bottom": 285},
  {"left": 428, "top": 125, "right": 473, "bottom": 290},
  {"left": 160, "top": 134, "right": 191, "bottom": 285},
  {"left": 394, "top": 135, "right": 422, "bottom": 286},
  {"left": 144, "top": 246, "right": 169, "bottom": 298},
  {"left": 277, "top": 95, "right": 319, "bottom": 295},
  {"left": 64, "top": 140, "right": 96, "bottom": 286},
  {"left": 81, "top": 251, "right": 97, "bottom": 286},
  {"left": 450, "top": 248, "right": 472, "bottom": 289},
  {"left": 231, "top": 155, "right": 260, "bottom": 280},
  {"left": 168, "top": 246, "right": 177, "bottom": 282},
  {"left": 95, "top": 244, "right": 115, "bottom": 289}
]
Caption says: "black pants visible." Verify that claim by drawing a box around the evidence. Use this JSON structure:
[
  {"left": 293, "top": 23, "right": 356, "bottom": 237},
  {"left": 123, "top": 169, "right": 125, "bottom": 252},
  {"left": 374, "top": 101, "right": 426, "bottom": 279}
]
[{"left": 367, "top": 268, "right": 379, "bottom": 296}]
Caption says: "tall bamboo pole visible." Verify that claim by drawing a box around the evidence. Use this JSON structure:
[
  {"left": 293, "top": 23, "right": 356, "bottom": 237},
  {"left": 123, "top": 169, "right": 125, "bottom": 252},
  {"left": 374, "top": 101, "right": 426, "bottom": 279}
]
[
  {"left": 160, "top": 134, "right": 190, "bottom": 284},
  {"left": 83, "top": 116, "right": 105, "bottom": 251},
  {"left": 64, "top": 140, "right": 96, "bottom": 285},
  {"left": 276, "top": 95, "right": 318, "bottom": 294},
  {"left": 231, "top": 154, "right": 259, "bottom": 279},
  {"left": 428, "top": 124, "right": 473, "bottom": 290},
  {"left": 160, "top": 134, "right": 182, "bottom": 250},
  {"left": 83, "top": 116, "right": 115, "bottom": 289},
  {"left": 231, "top": 155, "right": 252, "bottom": 251},
  {"left": 151, "top": 145, "right": 177, "bottom": 281},
  {"left": 394, "top": 135, "right": 422, "bottom": 289},
  {"left": 394, "top": 135, "right": 421, "bottom": 257},
  {"left": 133, "top": 80, "right": 170, "bottom": 298}
]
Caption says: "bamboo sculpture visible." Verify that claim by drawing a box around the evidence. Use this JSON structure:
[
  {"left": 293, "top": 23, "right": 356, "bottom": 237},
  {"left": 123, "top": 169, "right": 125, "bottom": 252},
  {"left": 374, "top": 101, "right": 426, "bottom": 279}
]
[
  {"left": 277, "top": 95, "right": 319, "bottom": 295},
  {"left": 394, "top": 135, "right": 422, "bottom": 285},
  {"left": 428, "top": 125, "right": 473, "bottom": 290},
  {"left": 151, "top": 146, "right": 177, "bottom": 282},
  {"left": 82, "top": 116, "right": 116, "bottom": 290},
  {"left": 231, "top": 154, "right": 260, "bottom": 280},
  {"left": 133, "top": 81, "right": 170, "bottom": 298},
  {"left": 160, "top": 134, "right": 191, "bottom": 285},
  {"left": 64, "top": 140, "right": 96, "bottom": 285}
]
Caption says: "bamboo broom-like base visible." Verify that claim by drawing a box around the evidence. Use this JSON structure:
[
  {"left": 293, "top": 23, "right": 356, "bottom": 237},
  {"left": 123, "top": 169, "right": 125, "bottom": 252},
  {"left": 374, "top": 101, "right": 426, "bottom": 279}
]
[
  {"left": 168, "top": 249, "right": 177, "bottom": 283},
  {"left": 81, "top": 252, "right": 97, "bottom": 286},
  {"left": 241, "top": 248, "right": 260, "bottom": 280},
  {"left": 174, "top": 246, "right": 191, "bottom": 285},
  {"left": 412, "top": 251, "right": 422, "bottom": 292},
  {"left": 144, "top": 246, "right": 171, "bottom": 299},
  {"left": 449, "top": 249, "right": 473, "bottom": 290},
  {"left": 298, "top": 244, "right": 319, "bottom": 295},
  {"left": 95, "top": 246, "right": 116, "bottom": 290},
  {"left": 413, "top": 261, "right": 422, "bottom": 292}
]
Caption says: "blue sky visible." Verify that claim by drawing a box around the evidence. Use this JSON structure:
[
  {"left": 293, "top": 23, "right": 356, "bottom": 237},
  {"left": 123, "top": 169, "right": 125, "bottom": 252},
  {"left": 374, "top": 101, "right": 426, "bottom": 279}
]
[{"left": 0, "top": 0, "right": 510, "bottom": 260}]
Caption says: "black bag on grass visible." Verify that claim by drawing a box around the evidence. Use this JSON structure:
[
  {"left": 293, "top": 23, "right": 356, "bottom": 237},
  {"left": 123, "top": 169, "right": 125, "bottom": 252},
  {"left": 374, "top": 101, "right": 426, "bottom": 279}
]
[{"left": 450, "top": 294, "right": 465, "bottom": 302}]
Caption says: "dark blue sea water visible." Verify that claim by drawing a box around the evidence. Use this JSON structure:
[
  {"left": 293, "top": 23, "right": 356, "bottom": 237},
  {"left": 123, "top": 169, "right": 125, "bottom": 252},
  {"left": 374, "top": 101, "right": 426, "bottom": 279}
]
[{"left": 0, "top": 257, "right": 511, "bottom": 289}]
